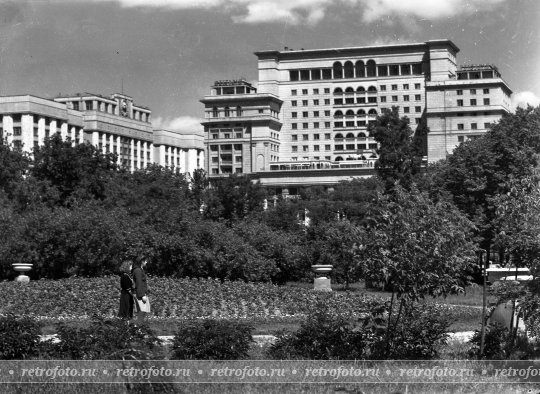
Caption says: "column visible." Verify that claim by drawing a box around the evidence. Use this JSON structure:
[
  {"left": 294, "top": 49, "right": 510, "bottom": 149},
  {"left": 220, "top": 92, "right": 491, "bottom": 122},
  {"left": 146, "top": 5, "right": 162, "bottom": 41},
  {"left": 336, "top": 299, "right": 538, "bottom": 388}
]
[
  {"left": 130, "top": 139, "right": 135, "bottom": 172},
  {"left": 186, "top": 149, "right": 196, "bottom": 176},
  {"left": 115, "top": 136, "right": 121, "bottom": 165},
  {"left": 179, "top": 149, "right": 186, "bottom": 173},
  {"left": 23, "top": 115, "right": 36, "bottom": 153},
  {"left": 198, "top": 150, "right": 204, "bottom": 170},
  {"left": 159, "top": 145, "right": 166, "bottom": 167},
  {"left": 37, "top": 116, "right": 46, "bottom": 146},
  {"left": 136, "top": 140, "right": 141, "bottom": 169},
  {"left": 3, "top": 115, "right": 13, "bottom": 146},
  {"left": 109, "top": 134, "right": 114, "bottom": 156},
  {"left": 142, "top": 141, "right": 148, "bottom": 168}
]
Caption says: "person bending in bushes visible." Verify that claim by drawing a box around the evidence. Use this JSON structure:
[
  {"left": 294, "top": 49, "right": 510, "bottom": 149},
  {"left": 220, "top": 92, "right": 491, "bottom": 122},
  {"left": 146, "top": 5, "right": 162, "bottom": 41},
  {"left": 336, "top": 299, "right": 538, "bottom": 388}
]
[
  {"left": 132, "top": 259, "right": 150, "bottom": 323},
  {"left": 117, "top": 260, "right": 135, "bottom": 320}
]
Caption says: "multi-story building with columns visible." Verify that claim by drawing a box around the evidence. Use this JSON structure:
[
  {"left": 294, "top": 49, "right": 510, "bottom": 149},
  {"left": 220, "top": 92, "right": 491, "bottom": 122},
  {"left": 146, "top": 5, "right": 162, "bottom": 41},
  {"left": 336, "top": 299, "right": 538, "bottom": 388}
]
[
  {"left": 201, "top": 39, "right": 512, "bottom": 192},
  {"left": 0, "top": 93, "right": 204, "bottom": 177}
]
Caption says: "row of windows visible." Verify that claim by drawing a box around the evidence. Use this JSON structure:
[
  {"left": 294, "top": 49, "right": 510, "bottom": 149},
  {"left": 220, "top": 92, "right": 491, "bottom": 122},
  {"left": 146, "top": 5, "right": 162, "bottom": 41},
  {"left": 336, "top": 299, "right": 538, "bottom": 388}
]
[
  {"left": 457, "top": 88, "right": 490, "bottom": 95},
  {"left": 456, "top": 98, "right": 490, "bottom": 106},
  {"left": 292, "top": 133, "right": 332, "bottom": 141},
  {"left": 290, "top": 142, "right": 379, "bottom": 152},
  {"left": 290, "top": 83, "right": 423, "bottom": 97},
  {"left": 209, "top": 144, "right": 243, "bottom": 151},
  {"left": 289, "top": 61, "right": 422, "bottom": 81},
  {"left": 291, "top": 122, "right": 331, "bottom": 129},
  {"left": 456, "top": 122, "right": 491, "bottom": 130}
]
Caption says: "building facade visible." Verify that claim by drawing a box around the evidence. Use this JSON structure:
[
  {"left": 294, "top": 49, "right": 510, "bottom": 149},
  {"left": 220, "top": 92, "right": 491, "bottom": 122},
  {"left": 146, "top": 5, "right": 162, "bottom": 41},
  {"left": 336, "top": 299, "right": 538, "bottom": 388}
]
[
  {"left": 201, "top": 40, "right": 512, "bottom": 190},
  {"left": 0, "top": 93, "right": 204, "bottom": 176}
]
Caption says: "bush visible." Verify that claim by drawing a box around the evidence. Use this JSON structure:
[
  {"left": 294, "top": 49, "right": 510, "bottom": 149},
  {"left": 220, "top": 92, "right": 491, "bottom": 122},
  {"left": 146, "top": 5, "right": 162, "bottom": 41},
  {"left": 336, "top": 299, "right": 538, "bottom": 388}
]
[
  {"left": 44, "top": 317, "right": 162, "bottom": 360},
  {"left": 372, "top": 303, "right": 450, "bottom": 360},
  {"left": 0, "top": 314, "right": 41, "bottom": 359},
  {"left": 171, "top": 319, "right": 253, "bottom": 360},
  {"left": 266, "top": 302, "right": 367, "bottom": 360},
  {"left": 468, "top": 323, "right": 533, "bottom": 360},
  {"left": 266, "top": 301, "right": 450, "bottom": 360}
]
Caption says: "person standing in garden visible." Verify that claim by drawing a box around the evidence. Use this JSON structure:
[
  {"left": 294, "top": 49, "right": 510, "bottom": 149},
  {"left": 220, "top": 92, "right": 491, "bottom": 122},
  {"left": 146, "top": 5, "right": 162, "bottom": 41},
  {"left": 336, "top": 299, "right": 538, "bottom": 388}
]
[
  {"left": 117, "top": 260, "right": 134, "bottom": 320},
  {"left": 132, "top": 258, "right": 150, "bottom": 323}
]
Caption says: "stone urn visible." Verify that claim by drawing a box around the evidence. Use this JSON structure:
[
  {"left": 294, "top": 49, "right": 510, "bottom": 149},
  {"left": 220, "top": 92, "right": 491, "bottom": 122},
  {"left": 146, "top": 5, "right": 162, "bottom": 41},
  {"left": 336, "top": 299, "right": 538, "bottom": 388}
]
[
  {"left": 12, "top": 263, "right": 33, "bottom": 283},
  {"left": 311, "top": 264, "right": 333, "bottom": 292}
]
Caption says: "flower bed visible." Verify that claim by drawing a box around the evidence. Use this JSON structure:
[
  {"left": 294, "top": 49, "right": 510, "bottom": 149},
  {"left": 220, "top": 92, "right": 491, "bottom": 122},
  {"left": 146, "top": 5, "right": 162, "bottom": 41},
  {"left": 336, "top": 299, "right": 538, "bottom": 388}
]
[{"left": 0, "top": 276, "right": 380, "bottom": 320}]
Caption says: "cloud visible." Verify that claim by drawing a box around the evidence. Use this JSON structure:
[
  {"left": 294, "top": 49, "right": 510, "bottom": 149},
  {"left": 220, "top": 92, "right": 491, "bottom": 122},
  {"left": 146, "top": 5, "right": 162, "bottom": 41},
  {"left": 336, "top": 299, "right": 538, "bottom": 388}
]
[
  {"left": 152, "top": 116, "right": 204, "bottom": 134},
  {"left": 511, "top": 91, "right": 540, "bottom": 110},
  {"left": 360, "top": 0, "right": 508, "bottom": 22},
  {"left": 62, "top": 0, "right": 509, "bottom": 25}
]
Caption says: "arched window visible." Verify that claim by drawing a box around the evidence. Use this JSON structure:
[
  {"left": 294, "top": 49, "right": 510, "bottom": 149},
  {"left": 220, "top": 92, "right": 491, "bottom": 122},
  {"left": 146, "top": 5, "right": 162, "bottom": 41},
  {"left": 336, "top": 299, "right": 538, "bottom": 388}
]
[
  {"left": 224, "top": 107, "right": 230, "bottom": 117},
  {"left": 355, "top": 60, "right": 365, "bottom": 78},
  {"left": 334, "top": 111, "right": 344, "bottom": 118},
  {"left": 212, "top": 107, "right": 218, "bottom": 117},
  {"left": 357, "top": 132, "right": 366, "bottom": 138},
  {"left": 344, "top": 61, "right": 354, "bottom": 78},
  {"left": 345, "top": 110, "right": 355, "bottom": 117},
  {"left": 333, "top": 62, "right": 343, "bottom": 79},
  {"left": 366, "top": 60, "right": 376, "bottom": 77},
  {"left": 236, "top": 106, "right": 242, "bottom": 117},
  {"left": 333, "top": 87, "right": 343, "bottom": 94},
  {"left": 357, "top": 109, "right": 366, "bottom": 116},
  {"left": 367, "top": 86, "right": 377, "bottom": 93},
  {"left": 368, "top": 109, "right": 377, "bottom": 115},
  {"left": 335, "top": 156, "right": 344, "bottom": 161},
  {"left": 335, "top": 133, "right": 344, "bottom": 139},
  {"left": 346, "top": 132, "right": 355, "bottom": 138},
  {"left": 356, "top": 86, "right": 365, "bottom": 93},
  {"left": 345, "top": 87, "right": 354, "bottom": 93}
]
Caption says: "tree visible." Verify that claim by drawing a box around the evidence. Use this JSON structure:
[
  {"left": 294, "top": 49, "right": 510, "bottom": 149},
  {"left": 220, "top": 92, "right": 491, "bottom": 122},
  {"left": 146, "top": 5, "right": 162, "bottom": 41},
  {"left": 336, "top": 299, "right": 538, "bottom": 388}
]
[
  {"left": 362, "top": 185, "right": 476, "bottom": 356},
  {"left": 369, "top": 107, "right": 425, "bottom": 191},
  {"left": 310, "top": 219, "right": 365, "bottom": 289},
  {"left": 203, "top": 174, "right": 266, "bottom": 221},
  {"left": 0, "top": 140, "right": 31, "bottom": 198},
  {"left": 429, "top": 106, "right": 540, "bottom": 260},
  {"left": 31, "top": 134, "right": 118, "bottom": 205}
]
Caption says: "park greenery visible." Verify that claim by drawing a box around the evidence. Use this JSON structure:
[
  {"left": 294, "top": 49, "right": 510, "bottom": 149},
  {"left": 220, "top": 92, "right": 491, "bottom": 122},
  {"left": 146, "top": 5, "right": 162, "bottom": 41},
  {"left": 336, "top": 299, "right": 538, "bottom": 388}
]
[{"left": 1, "top": 105, "right": 540, "bottom": 363}]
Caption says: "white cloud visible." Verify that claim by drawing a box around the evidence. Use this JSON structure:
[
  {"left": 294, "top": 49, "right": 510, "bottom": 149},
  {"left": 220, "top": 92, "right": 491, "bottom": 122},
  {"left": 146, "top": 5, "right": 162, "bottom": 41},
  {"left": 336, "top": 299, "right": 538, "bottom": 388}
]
[
  {"left": 62, "top": 0, "right": 509, "bottom": 25},
  {"left": 511, "top": 91, "right": 540, "bottom": 110},
  {"left": 152, "top": 116, "right": 204, "bottom": 133}
]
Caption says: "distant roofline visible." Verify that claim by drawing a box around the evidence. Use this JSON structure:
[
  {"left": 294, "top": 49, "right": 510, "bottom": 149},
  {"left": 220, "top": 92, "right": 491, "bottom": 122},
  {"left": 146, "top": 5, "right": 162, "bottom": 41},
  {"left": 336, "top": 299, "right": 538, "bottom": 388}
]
[{"left": 254, "top": 39, "right": 460, "bottom": 59}]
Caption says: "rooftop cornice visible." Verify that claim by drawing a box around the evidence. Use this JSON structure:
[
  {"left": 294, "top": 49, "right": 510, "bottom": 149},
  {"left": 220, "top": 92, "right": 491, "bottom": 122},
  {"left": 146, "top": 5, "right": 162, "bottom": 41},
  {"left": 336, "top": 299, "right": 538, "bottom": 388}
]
[{"left": 254, "top": 39, "right": 460, "bottom": 60}]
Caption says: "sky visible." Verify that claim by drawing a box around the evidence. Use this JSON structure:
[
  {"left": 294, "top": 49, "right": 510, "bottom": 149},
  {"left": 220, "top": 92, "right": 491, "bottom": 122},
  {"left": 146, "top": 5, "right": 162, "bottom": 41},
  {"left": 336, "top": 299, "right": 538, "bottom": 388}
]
[{"left": 0, "top": 0, "right": 538, "bottom": 134}]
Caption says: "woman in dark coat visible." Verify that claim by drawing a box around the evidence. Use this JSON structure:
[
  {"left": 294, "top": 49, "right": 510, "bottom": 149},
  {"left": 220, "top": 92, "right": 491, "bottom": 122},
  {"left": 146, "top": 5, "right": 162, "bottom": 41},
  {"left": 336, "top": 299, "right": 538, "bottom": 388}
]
[
  {"left": 132, "top": 259, "right": 150, "bottom": 323},
  {"left": 118, "top": 260, "right": 134, "bottom": 319}
]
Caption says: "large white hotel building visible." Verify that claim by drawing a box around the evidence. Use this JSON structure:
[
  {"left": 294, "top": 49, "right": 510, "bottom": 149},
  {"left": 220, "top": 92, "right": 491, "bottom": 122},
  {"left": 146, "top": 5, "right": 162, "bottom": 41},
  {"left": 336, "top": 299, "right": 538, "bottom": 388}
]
[
  {"left": 0, "top": 92, "right": 204, "bottom": 176},
  {"left": 201, "top": 40, "right": 512, "bottom": 192}
]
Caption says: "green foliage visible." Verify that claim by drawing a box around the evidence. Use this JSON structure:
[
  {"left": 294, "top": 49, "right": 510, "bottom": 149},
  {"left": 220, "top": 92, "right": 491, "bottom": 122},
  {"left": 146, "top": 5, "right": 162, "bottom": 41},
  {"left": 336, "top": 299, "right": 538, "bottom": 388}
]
[
  {"left": 0, "top": 314, "right": 42, "bottom": 359},
  {"left": 307, "top": 219, "right": 365, "bottom": 289},
  {"left": 368, "top": 106, "right": 424, "bottom": 191},
  {"left": 44, "top": 317, "right": 162, "bottom": 360},
  {"left": 363, "top": 185, "right": 476, "bottom": 301},
  {"left": 428, "top": 105, "right": 540, "bottom": 255},
  {"left": 31, "top": 134, "right": 118, "bottom": 205},
  {"left": 467, "top": 323, "right": 532, "bottom": 360},
  {"left": 0, "top": 276, "right": 380, "bottom": 320},
  {"left": 267, "top": 301, "right": 449, "bottom": 360},
  {"left": 203, "top": 174, "right": 266, "bottom": 221},
  {"left": 171, "top": 320, "right": 253, "bottom": 360},
  {"left": 369, "top": 303, "right": 450, "bottom": 360},
  {"left": 266, "top": 302, "right": 367, "bottom": 360}
]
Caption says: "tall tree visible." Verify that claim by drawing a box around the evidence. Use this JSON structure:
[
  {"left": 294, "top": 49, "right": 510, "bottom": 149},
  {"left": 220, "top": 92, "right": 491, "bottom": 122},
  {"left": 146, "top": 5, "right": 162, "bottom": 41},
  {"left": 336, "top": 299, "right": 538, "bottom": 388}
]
[
  {"left": 369, "top": 106, "right": 425, "bottom": 191},
  {"left": 31, "top": 134, "right": 118, "bottom": 205}
]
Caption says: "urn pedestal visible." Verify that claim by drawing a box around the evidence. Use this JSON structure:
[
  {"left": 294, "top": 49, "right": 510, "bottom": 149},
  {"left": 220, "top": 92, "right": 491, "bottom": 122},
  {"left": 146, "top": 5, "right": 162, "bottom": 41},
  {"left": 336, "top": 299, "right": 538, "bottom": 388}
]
[
  {"left": 12, "top": 263, "right": 33, "bottom": 283},
  {"left": 311, "top": 264, "right": 333, "bottom": 292}
]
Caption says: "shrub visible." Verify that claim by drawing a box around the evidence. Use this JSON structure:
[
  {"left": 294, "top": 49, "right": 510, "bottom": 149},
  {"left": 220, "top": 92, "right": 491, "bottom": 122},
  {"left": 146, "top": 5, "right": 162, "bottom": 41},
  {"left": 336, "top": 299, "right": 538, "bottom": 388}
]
[
  {"left": 171, "top": 319, "right": 253, "bottom": 360},
  {"left": 266, "top": 302, "right": 367, "bottom": 360},
  {"left": 0, "top": 314, "right": 41, "bottom": 359},
  {"left": 266, "top": 301, "right": 450, "bottom": 360},
  {"left": 45, "top": 317, "right": 162, "bottom": 360},
  {"left": 468, "top": 323, "right": 533, "bottom": 360},
  {"left": 372, "top": 303, "right": 450, "bottom": 360}
]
